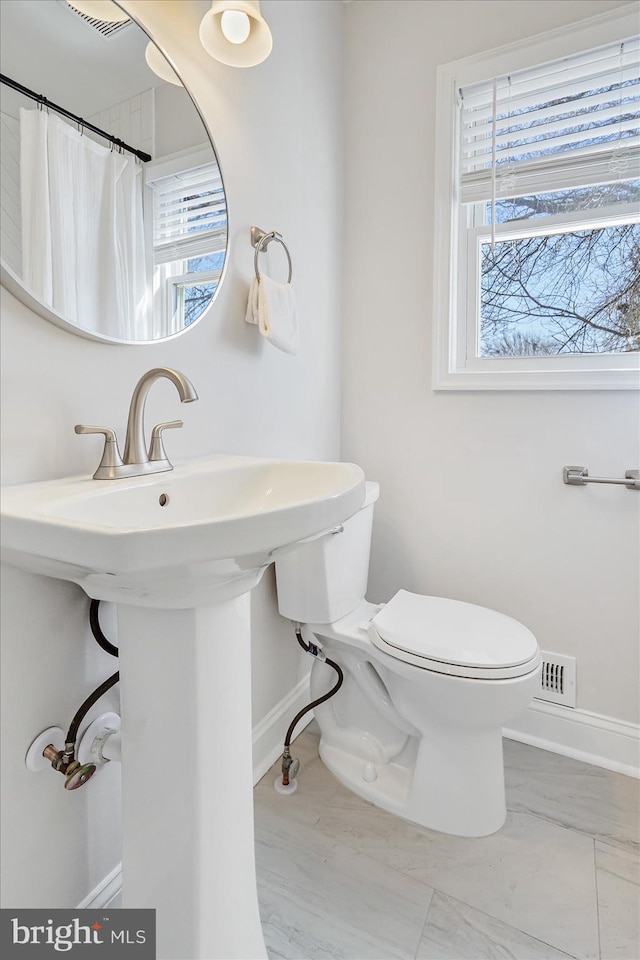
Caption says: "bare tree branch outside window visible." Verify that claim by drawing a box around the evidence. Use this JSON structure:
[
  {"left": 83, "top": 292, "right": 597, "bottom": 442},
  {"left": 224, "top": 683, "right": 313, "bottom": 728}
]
[{"left": 481, "top": 213, "right": 640, "bottom": 357}]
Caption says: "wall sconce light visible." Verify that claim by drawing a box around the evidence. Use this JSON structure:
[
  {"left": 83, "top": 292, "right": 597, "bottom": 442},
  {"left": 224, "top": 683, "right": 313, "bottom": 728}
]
[
  {"left": 66, "top": 1, "right": 129, "bottom": 22},
  {"left": 199, "top": 1, "right": 273, "bottom": 68},
  {"left": 145, "top": 42, "right": 183, "bottom": 87}
]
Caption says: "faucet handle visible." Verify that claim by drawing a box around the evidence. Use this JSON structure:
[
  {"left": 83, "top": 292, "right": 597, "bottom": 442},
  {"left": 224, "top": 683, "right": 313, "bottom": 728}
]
[
  {"left": 148, "top": 420, "right": 183, "bottom": 464},
  {"left": 75, "top": 425, "right": 124, "bottom": 480}
]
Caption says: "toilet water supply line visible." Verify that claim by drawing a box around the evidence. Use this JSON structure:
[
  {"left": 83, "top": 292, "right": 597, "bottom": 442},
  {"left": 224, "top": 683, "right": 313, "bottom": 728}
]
[
  {"left": 276, "top": 623, "right": 344, "bottom": 794},
  {"left": 43, "top": 600, "right": 119, "bottom": 790}
]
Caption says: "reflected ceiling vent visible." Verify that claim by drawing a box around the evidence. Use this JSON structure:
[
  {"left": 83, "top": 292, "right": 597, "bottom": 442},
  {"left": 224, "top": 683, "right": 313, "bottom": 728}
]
[{"left": 59, "top": 1, "right": 133, "bottom": 40}]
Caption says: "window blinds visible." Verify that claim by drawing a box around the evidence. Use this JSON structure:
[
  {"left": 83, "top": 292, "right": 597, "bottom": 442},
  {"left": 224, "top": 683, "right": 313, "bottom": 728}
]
[
  {"left": 149, "top": 161, "right": 227, "bottom": 265},
  {"left": 459, "top": 36, "right": 640, "bottom": 204}
]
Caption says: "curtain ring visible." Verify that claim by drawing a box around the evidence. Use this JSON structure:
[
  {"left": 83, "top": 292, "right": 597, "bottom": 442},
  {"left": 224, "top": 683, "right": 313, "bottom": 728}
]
[{"left": 254, "top": 231, "right": 293, "bottom": 284}]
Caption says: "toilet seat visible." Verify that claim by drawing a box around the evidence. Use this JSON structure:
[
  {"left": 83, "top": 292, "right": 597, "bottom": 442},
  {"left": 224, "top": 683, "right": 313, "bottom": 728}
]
[{"left": 368, "top": 590, "right": 540, "bottom": 680}]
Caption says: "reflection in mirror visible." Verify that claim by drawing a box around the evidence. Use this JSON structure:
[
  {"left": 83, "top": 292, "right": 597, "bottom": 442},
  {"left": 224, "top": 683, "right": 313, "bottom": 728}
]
[{"left": 0, "top": 0, "right": 228, "bottom": 343}]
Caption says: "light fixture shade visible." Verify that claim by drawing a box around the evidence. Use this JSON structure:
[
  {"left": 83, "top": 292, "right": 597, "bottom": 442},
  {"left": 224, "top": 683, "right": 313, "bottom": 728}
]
[
  {"left": 145, "top": 42, "right": 182, "bottom": 87},
  {"left": 199, "top": 0, "right": 273, "bottom": 68},
  {"left": 66, "top": 1, "right": 129, "bottom": 22}
]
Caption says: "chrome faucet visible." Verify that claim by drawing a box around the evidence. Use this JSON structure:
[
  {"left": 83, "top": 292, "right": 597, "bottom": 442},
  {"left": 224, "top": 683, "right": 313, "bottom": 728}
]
[{"left": 75, "top": 367, "right": 198, "bottom": 479}]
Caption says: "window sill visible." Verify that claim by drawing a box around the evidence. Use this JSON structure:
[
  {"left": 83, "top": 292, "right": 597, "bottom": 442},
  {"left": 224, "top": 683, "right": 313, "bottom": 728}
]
[{"left": 433, "top": 362, "right": 640, "bottom": 391}]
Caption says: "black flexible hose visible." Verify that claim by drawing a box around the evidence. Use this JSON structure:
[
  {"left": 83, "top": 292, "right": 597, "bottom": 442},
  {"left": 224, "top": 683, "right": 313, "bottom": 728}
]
[
  {"left": 63, "top": 600, "right": 120, "bottom": 750},
  {"left": 65, "top": 671, "right": 120, "bottom": 747},
  {"left": 283, "top": 625, "right": 343, "bottom": 749},
  {"left": 89, "top": 598, "right": 119, "bottom": 658}
]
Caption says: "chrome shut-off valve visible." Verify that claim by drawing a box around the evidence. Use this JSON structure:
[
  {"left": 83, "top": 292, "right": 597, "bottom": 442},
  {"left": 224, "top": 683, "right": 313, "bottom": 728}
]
[
  {"left": 274, "top": 745, "right": 300, "bottom": 795},
  {"left": 41, "top": 743, "right": 97, "bottom": 791},
  {"left": 26, "top": 718, "right": 119, "bottom": 791},
  {"left": 281, "top": 746, "right": 300, "bottom": 785}
]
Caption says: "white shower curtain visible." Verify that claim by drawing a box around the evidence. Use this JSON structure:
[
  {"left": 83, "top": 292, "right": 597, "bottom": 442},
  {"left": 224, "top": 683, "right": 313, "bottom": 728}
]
[{"left": 20, "top": 108, "right": 147, "bottom": 339}]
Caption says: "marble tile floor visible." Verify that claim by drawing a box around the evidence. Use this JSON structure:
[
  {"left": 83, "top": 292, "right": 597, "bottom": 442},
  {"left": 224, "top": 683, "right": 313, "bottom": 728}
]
[{"left": 254, "top": 723, "right": 639, "bottom": 960}]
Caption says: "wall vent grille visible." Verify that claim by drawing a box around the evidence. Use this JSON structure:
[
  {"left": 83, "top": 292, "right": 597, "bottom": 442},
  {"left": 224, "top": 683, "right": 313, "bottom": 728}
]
[
  {"left": 535, "top": 652, "right": 577, "bottom": 708},
  {"left": 60, "top": 2, "right": 133, "bottom": 40}
]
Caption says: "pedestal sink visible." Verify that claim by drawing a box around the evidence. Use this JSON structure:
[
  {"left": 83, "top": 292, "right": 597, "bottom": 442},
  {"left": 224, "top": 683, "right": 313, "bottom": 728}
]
[{"left": 1, "top": 454, "right": 365, "bottom": 959}]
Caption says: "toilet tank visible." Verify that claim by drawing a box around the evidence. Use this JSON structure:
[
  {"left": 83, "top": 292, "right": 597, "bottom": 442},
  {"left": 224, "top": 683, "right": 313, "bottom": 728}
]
[{"left": 275, "top": 481, "right": 380, "bottom": 624}]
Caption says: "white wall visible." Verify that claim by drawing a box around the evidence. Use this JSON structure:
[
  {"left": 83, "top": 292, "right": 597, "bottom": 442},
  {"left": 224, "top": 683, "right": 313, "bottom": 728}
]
[
  {"left": 342, "top": 1, "right": 640, "bottom": 726},
  {"left": 0, "top": 0, "right": 344, "bottom": 907}
]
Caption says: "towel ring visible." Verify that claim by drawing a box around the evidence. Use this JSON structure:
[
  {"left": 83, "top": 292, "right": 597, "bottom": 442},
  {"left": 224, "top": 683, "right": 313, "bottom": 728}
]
[{"left": 253, "top": 230, "right": 293, "bottom": 284}]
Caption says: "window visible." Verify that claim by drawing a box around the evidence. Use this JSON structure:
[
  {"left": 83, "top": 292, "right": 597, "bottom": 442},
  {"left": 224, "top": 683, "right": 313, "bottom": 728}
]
[
  {"left": 433, "top": 8, "right": 640, "bottom": 389},
  {"left": 145, "top": 147, "right": 227, "bottom": 336}
]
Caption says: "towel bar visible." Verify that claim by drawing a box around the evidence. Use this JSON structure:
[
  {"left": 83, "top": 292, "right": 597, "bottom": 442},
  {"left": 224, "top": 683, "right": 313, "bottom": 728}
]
[
  {"left": 251, "top": 226, "right": 293, "bottom": 283},
  {"left": 563, "top": 466, "right": 640, "bottom": 490}
]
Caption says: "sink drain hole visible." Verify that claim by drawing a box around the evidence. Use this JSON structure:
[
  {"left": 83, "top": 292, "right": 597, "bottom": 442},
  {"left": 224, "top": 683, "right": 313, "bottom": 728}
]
[{"left": 159, "top": 493, "right": 169, "bottom": 506}]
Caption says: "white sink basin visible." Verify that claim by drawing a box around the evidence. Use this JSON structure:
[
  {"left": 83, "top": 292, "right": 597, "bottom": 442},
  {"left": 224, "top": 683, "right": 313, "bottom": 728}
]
[{"left": 1, "top": 454, "right": 365, "bottom": 606}]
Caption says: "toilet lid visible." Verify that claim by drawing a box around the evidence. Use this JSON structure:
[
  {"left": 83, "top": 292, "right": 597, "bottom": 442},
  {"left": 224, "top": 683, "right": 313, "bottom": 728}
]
[{"left": 370, "top": 590, "right": 539, "bottom": 677}]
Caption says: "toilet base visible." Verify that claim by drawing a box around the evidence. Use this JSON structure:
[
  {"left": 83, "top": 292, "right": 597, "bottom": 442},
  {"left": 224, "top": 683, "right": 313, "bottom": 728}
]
[
  {"left": 318, "top": 724, "right": 507, "bottom": 837},
  {"left": 305, "top": 607, "right": 540, "bottom": 839}
]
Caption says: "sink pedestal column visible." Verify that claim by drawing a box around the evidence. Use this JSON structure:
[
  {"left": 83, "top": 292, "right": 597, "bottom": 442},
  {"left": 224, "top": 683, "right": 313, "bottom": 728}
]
[{"left": 116, "top": 594, "right": 267, "bottom": 960}]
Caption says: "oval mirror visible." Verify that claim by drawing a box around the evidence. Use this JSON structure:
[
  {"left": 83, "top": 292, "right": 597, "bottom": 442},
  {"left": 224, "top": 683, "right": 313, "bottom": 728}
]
[{"left": 0, "top": 0, "right": 228, "bottom": 343}]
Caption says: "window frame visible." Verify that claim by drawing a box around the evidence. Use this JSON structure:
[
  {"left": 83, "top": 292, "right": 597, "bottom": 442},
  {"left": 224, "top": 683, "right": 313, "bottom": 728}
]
[{"left": 433, "top": 5, "right": 640, "bottom": 391}]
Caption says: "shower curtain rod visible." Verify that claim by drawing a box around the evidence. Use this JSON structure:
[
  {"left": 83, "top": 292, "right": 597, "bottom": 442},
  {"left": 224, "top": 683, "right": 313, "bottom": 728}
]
[{"left": 0, "top": 74, "right": 152, "bottom": 163}]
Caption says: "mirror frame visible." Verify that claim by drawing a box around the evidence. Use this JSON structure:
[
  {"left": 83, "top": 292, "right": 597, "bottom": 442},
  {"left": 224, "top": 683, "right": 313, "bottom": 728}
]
[{"left": 0, "top": 0, "right": 229, "bottom": 345}]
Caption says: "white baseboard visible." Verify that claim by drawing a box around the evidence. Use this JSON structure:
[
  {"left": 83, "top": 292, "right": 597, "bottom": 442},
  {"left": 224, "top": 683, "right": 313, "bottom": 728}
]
[
  {"left": 504, "top": 699, "right": 640, "bottom": 779},
  {"left": 78, "top": 674, "right": 313, "bottom": 909},
  {"left": 77, "top": 864, "right": 122, "bottom": 910}
]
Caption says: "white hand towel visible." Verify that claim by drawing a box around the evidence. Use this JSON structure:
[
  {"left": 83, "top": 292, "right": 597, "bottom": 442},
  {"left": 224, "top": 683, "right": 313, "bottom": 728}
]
[
  {"left": 245, "top": 276, "right": 260, "bottom": 326},
  {"left": 245, "top": 275, "right": 299, "bottom": 355}
]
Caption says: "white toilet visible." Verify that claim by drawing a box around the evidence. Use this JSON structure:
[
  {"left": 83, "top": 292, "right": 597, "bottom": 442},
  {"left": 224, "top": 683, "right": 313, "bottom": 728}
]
[{"left": 275, "top": 481, "right": 541, "bottom": 838}]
